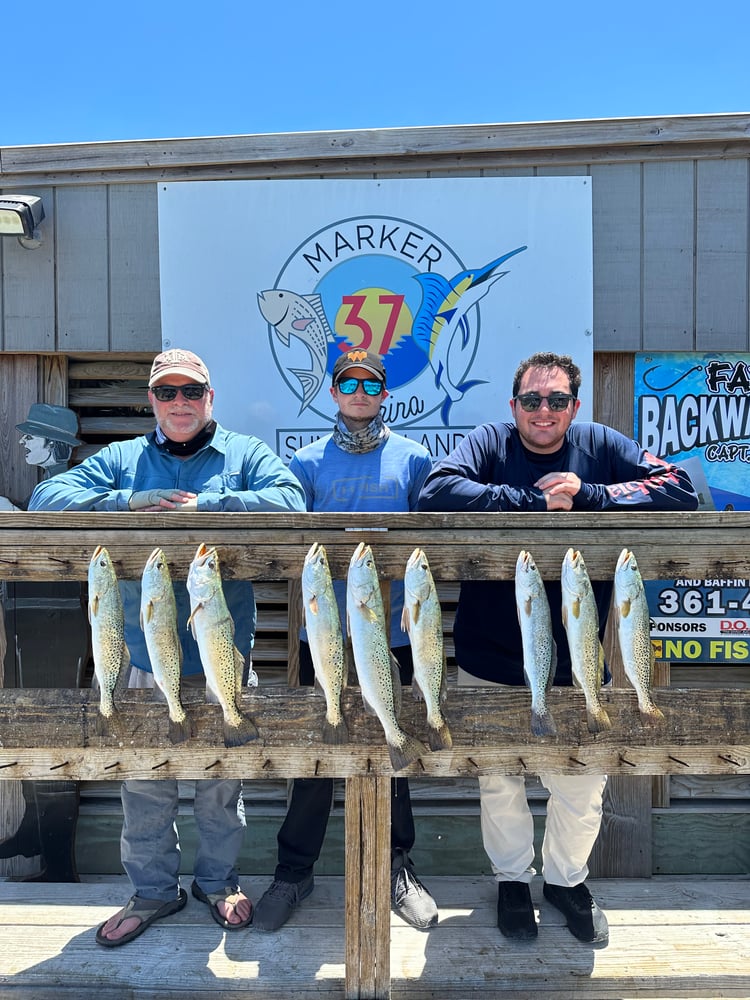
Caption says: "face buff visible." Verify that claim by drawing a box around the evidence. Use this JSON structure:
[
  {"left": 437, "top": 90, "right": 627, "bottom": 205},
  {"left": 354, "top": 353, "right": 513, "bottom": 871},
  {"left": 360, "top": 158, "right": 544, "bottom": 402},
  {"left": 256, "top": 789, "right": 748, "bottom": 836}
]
[{"left": 332, "top": 412, "right": 390, "bottom": 454}]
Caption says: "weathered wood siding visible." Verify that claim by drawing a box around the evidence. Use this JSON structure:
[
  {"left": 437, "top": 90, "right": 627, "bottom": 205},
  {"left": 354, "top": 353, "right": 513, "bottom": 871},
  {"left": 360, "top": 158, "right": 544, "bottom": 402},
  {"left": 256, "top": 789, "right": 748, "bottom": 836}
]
[{"left": 1, "top": 114, "right": 749, "bottom": 357}]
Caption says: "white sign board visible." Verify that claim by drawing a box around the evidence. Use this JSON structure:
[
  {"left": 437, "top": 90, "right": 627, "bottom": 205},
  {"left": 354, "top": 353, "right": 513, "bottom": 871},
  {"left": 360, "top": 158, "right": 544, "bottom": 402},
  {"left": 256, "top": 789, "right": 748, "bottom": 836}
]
[{"left": 158, "top": 177, "right": 593, "bottom": 460}]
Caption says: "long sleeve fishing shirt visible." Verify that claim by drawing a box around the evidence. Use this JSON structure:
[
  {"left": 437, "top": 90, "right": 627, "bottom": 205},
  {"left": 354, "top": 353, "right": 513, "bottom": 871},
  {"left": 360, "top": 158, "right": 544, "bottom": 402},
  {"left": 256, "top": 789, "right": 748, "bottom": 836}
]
[
  {"left": 29, "top": 424, "right": 306, "bottom": 674},
  {"left": 417, "top": 420, "right": 699, "bottom": 684}
]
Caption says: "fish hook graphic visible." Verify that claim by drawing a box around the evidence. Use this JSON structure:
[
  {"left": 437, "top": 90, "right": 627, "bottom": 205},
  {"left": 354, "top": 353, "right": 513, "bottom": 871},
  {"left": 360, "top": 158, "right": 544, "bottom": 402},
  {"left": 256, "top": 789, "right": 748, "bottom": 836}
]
[{"left": 642, "top": 365, "right": 703, "bottom": 391}]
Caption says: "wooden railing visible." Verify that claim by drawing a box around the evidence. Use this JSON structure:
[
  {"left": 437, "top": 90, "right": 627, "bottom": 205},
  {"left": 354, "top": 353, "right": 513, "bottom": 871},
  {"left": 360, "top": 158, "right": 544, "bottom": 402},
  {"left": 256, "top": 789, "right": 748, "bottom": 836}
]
[{"left": 0, "top": 511, "right": 748, "bottom": 999}]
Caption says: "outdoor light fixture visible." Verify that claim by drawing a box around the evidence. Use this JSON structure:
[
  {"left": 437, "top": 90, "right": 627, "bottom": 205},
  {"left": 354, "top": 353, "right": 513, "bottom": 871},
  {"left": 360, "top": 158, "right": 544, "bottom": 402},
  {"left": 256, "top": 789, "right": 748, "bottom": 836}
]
[{"left": 0, "top": 195, "right": 45, "bottom": 248}]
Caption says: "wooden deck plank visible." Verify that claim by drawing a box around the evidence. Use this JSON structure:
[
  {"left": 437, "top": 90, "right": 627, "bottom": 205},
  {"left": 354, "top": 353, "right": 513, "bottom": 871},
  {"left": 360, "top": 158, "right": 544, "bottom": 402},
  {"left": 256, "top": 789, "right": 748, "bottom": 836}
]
[{"left": 0, "top": 876, "right": 748, "bottom": 998}]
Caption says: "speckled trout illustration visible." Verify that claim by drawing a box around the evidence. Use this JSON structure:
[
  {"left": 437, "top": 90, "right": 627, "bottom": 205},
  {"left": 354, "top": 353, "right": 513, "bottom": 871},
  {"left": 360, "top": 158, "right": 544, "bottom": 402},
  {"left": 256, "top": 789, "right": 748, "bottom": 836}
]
[
  {"left": 140, "top": 547, "right": 192, "bottom": 744},
  {"left": 515, "top": 549, "right": 557, "bottom": 737},
  {"left": 187, "top": 543, "right": 258, "bottom": 747},
  {"left": 561, "top": 548, "right": 611, "bottom": 733},
  {"left": 88, "top": 545, "right": 130, "bottom": 719},
  {"left": 302, "top": 542, "right": 348, "bottom": 744},
  {"left": 614, "top": 548, "right": 665, "bottom": 724},
  {"left": 347, "top": 542, "right": 425, "bottom": 771},
  {"left": 401, "top": 547, "right": 452, "bottom": 750}
]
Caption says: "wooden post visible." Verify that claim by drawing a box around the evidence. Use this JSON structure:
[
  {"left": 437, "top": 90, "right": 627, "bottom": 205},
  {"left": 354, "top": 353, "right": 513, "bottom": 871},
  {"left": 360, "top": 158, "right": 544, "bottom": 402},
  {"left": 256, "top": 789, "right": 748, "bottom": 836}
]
[{"left": 345, "top": 775, "right": 391, "bottom": 1000}]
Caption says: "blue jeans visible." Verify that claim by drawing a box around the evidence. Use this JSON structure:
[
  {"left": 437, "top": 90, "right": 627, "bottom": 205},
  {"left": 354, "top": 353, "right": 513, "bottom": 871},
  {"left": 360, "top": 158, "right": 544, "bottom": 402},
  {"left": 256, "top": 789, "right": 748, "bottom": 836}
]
[
  {"left": 120, "top": 667, "right": 246, "bottom": 900},
  {"left": 121, "top": 777, "right": 246, "bottom": 900}
]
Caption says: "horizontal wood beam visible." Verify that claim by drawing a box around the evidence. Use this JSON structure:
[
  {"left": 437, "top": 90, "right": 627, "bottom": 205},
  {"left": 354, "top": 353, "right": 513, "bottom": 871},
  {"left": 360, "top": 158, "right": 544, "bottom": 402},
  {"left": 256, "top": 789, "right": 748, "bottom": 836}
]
[
  {"left": 0, "top": 688, "right": 747, "bottom": 779},
  {"left": 0, "top": 511, "right": 747, "bottom": 581}
]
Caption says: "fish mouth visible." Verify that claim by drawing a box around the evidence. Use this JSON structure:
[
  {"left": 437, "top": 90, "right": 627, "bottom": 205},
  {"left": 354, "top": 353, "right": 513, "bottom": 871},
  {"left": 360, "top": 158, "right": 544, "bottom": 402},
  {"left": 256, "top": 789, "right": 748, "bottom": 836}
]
[
  {"left": 145, "top": 547, "right": 163, "bottom": 568},
  {"left": 616, "top": 548, "right": 632, "bottom": 571},
  {"left": 304, "top": 542, "right": 322, "bottom": 565},
  {"left": 92, "top": 544, "right": 105, "bottom": 560},
  {"left": 350, "top": 541, "right": 368, "bottom": 563},
  {"left": 406, "top": 547, "right": 425, "bottom": 569},
  {"left": 192, "top": 542, "right": 214, "bottom": 567}
]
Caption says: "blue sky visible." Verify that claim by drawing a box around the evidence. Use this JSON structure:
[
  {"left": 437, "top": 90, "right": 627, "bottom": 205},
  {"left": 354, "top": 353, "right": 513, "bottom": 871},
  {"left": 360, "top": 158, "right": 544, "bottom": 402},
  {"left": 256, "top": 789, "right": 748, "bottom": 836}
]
[{"left": 4, "top": 0, "right": 749, "bottom": 146}]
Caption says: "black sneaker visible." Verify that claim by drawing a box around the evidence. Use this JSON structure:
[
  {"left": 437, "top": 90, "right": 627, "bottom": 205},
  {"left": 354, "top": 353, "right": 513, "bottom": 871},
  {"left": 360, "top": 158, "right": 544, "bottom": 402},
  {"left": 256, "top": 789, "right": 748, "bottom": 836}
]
[
  {"left": 390, "top": 849, "right": 438, "bottom": 929},
  {"left": 252, "top": 873, "right": 314, "bottom": 932},
  {"left": 543, "top": 881, "right": 609, "bottom": 944},
  {"left": 496, "top": 880, "right": 538, "bottom": 939}
]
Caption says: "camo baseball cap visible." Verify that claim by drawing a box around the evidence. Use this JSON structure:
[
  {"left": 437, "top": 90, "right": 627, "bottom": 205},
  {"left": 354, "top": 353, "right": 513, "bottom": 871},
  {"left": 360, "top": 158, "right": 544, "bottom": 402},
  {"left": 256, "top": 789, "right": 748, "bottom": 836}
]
[
  {"left": 332, "top": 349, "right": 386, "bottom": 384},
  {"left": 149, "top": 349, "right": 210, "bottom": 386}
]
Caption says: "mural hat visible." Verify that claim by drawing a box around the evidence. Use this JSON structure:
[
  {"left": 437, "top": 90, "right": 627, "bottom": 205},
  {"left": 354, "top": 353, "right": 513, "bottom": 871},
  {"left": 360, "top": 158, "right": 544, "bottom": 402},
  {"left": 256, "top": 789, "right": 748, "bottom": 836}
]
[{"left": 16, "top": 403, "right": 83, "bottom": 447}]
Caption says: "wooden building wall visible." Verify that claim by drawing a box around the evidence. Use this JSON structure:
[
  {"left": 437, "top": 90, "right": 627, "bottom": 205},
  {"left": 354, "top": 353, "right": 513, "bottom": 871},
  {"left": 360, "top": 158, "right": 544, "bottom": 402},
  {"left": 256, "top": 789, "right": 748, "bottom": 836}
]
[{"left": 1, "top": 114, "right": 749, "bottom": 876}]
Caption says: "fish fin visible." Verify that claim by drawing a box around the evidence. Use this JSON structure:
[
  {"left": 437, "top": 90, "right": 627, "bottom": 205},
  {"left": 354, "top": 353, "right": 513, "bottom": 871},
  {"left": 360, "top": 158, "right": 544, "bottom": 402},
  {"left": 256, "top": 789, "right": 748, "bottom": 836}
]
[
  {"left": 223, "top": 713, "right": 259, "bottom": 748},
  {"left": 571, "top": 597, "right": 581, "bottom": 619},
  {"left": 234, "top": 646, "right": 245, "bottom": 695},
  {"left": 305, "top": 292, "right": 334, "bottom": 339},
  {"left": 322, "top": 716, "right": 349, "bottom": 745},
  {"left": 620, "top": 598, "right": 632, "bottom": 619},
  {"left": 455, "top": 378, "right": 487, "bottom": 395},
  {"left": 586, "top": 702, "right": 612, "bottom": 733},
  {"left": 168, "top": 715, "right": 193, "bottom": 745},
  {"left": 439, "top": 654, "right": 449, "bottom": 704},
  {"left": 113, "top": 644, "right": 131, "bottom": 701},
  {"left": 400, "top": 605, "right": 411, "bottom": 633},
  {"left": 308, "top": 595, "right": 319, "bottom": 616},
  {"left": 547, "top": 641, "right": 558, "bottom": 691},
  {"left": 186, "top": 605, "right": 201, "bottom": 637},
  {"left": 638, "top": 697, "right": 665, "bottom": 724},
  {"left": 142, "top": 599, "right": 154, "bottom": 627},
  {"left": 427, "top": 720, "right": 453, "bottom": 751},
  {"left": 440, "top": 394, "right": 453, "bottom": 426},
  {"left": 530, "top": 707, "right": 557, "bottom": 738},
  {"left": 387, "top": 731, "right": 425, "bottom": 772},
  {"left": 390, "top": 653, "right": 403, "bottom": 717},
  {"left": 89, "top": 594, "right": 99, "bottom": 620},
  {"left": 357, "top": 601, "right": 379, "bottom": 623},
  {"left": 361, "top": 693, "right": 379, "bottom": 718}
]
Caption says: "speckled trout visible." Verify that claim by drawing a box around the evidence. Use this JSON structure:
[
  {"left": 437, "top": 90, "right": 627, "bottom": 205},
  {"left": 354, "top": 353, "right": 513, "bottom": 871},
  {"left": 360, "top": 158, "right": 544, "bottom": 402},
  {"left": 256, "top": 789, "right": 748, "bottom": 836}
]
[
  {"left": 515, "top": 550, "right": 557, "bottom": 737},
  {"left": 401, "top": 547, "right": 452, "bottom": 750},
  {"left": 88, "top": 545, "right": 130, "bottom": 719},
  {"left": 561, "top": 548, "right": 611, "bottom": 733},
  {"left": 614, "top": 548, "right": 665, "bottom": 723},
  {"left": 187, "top": 542, "right": 258, "bottom": 747},
  {"left": 302, "top": 542, "right": 348, "bottom": 744},
  {"left": 347, "top": 542, "right": 425, "bottom": 771},
  {"left": 140, "top": 547, "right": 192, "bottom": 744}
]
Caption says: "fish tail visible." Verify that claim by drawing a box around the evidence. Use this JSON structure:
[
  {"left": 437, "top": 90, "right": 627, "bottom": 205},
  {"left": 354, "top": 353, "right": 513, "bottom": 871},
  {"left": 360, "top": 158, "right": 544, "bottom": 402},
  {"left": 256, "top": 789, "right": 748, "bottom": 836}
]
[
  {"left": 530, "top": 707, "right": 558, "bottom": 738},
  {"left": 322, "top": 716, "right": 349, "bottom": 745},
  {"left": 427, "top": 720, "right": 453, "bottom": 751},
  {"left": 168, "top": 715, "right": 193, "bottom": 744},
  {"left": 387, "top": 731, "right": 425, "bottom": 772},
  {"left": 638, "top": 698, "right": 665, "bottom": 724},
  {"left": 223, "top": 713, "right": 259, "bottom": 748},
  {"left": 586, "top": 702, "right": 612, "bottom": 734},
  {"left": 98, "top": 689, "right": 116, "bottom": 719}
]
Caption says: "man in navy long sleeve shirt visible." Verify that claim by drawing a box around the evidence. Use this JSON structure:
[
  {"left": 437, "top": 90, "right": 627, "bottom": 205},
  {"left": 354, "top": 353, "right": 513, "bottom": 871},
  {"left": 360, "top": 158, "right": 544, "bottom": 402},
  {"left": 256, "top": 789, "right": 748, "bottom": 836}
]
[{"left": 418, "top": 351, "right": 697, "bottom": 945}]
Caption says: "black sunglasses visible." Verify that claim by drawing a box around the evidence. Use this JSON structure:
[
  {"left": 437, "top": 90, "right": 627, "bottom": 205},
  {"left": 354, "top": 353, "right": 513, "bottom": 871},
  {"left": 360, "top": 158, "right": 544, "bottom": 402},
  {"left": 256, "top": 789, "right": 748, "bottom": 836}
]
[
  {"left": 151, "top": 383, "right": 209, "bottom": 402},
  {"left": 514, "top": 392, "right": 575, "bottom": 412},
  {"left": 336, "top": 377, "right": 384, "bottom": 396}
]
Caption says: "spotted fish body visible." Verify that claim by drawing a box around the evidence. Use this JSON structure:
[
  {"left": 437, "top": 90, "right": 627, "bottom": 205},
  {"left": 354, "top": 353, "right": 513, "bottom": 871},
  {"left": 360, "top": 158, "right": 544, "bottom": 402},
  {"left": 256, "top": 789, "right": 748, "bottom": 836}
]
[
  {"left": 560, "top": 548, "right": 611, "bottom": 733},
  {"left": 514, "top": 550, "right": 557, "bottom": 737},
  {"left": 347, "top": 542, "right": 425, "bottom": 772},
  {"left": 140, "top": 547, "right": 192, "bottom": 744},
  {"left": 401, "top": 547, "right": 452, "bottom": 750},
  {"left": 614, "top": 548, "right": 665, "bottom": 723},
  {"left": 88, "top": 545, "right": 130, "bottom": 719},
  {"left": 302, "top": 542, "right": 348, "bottom": 744},
  {"left": 186, "top": 543, "right": 258, "bottom": 747}
]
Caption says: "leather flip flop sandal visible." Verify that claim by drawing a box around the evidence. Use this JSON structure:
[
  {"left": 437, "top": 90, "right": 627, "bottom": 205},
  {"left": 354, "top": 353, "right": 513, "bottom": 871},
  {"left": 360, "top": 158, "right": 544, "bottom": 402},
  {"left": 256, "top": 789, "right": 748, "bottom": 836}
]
[
  {"left": 95, "top": 888, "right": 188, "bottom": 947},
  {"left": 191, "top": 880, "right": 253, "bottom": 930}
]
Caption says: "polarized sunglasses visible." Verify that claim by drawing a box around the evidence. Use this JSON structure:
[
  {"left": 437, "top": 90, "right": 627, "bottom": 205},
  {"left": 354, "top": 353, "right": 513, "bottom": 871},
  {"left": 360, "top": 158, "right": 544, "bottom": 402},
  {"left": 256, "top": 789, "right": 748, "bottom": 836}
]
[
  {"left": 336, "top": 377, "right": 384, "bottom": 396},
  {"left": 514, "top": 392, "right": 575, "bottom": 412},
  {"left": 151, "top": 383, "right": 209, "bottom": 402}
]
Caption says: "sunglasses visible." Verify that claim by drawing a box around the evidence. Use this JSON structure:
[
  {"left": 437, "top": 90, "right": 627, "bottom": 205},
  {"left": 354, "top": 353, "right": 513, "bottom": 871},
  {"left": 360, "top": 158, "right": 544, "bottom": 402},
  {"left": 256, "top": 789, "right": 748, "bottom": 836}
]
[
  {"left": 336, "top": 377, "right": 384, "bottom": 396},
  {"left": 151, "top": 383, "right": 209, "bottom": 402},
  {"left": 514, "top": 392, "right": 575, "bottom": 412}
]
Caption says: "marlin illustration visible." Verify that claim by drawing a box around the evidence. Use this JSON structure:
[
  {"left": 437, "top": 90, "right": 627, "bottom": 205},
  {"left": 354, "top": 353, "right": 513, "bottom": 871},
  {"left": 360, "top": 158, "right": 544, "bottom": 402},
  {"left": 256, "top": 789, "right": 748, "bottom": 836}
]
[
  {"left": 258, "top": 288, "right": 335, "bottom": 412},
  {"left": 412, "top": 246, "right": 527, "bottom": 423}
]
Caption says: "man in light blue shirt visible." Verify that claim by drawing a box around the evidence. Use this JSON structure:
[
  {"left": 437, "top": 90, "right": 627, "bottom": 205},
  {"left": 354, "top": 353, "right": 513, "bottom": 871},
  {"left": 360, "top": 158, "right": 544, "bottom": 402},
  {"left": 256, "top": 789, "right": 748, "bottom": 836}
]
[
  {"left": 253, "top": 349, "right": 439, "bottom": 933},
  {"left": 30, "top": 348, "right": 306, "bottom": 946}
]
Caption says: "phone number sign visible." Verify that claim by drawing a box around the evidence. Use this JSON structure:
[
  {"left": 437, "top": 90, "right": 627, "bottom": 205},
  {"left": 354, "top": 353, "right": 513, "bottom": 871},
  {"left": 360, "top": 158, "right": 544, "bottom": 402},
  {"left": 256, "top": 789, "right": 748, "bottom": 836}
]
[{"left": 644, "top": 577, "right": 750, "bottom": 663}]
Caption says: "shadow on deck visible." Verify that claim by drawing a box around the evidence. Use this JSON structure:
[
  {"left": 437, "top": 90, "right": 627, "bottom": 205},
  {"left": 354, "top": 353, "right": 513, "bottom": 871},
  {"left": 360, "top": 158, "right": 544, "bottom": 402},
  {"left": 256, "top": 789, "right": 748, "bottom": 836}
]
[{"left": 1, "top": 874, "right": 749, "bottom": 998}]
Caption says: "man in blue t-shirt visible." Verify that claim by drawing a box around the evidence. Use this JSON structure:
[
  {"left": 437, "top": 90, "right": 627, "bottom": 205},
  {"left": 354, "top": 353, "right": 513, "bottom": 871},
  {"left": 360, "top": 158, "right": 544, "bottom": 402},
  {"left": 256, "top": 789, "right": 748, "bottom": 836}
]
[
  {"left": 418, "top": 351, "right": 698, "bottom": 946},
  {"left": 253, "top": 349, "right": 439, "bottom": 933}
]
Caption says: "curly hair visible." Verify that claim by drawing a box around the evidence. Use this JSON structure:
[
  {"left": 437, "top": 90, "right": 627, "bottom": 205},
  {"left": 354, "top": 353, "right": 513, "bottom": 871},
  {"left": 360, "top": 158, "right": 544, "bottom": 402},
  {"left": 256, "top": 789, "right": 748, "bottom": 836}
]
[{"left": 512, "top": 352, "right": 582, "bottom": 398}]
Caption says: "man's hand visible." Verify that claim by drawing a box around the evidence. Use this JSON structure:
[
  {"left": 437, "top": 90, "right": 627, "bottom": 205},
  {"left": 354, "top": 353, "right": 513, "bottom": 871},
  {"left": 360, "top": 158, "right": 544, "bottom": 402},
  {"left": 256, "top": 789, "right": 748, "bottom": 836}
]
[
  {"left": 535, "top": 471, "right": 582, "bottom": 511},
  {"left": 128, "top": 489, "right": 199, "bottom": 511}
]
